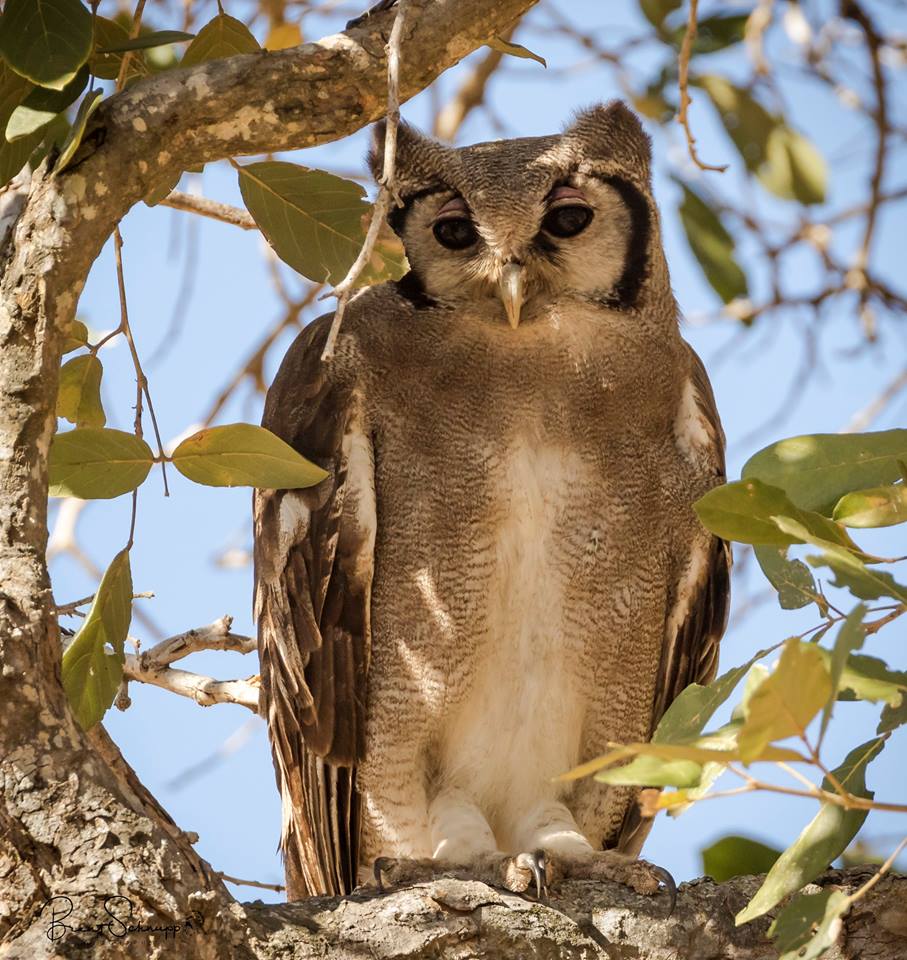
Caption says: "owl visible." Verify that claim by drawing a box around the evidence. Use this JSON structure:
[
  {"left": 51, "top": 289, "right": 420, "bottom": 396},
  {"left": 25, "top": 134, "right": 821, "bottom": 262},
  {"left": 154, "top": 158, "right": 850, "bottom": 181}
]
[{"left": 254, "top": 101, "right": 730, "bottom": 903}]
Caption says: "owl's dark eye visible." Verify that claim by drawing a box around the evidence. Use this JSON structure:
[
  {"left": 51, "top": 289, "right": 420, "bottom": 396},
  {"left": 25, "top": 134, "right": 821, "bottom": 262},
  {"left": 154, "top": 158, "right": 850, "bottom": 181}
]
[
  {"left": 433, "top": 218, "right": 479, "bottom": 250},
  {"left": 542, "top": 204, "right": 593, "bottom": 238}
]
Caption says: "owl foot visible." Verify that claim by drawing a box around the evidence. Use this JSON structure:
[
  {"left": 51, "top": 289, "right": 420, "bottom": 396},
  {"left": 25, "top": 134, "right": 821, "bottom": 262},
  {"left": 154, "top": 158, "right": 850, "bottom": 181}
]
[
  {"left": 371, "top": 851, "right": 547, "bottom": 900},
  {"left": 550, "top": 851, "right": 676, "bottom": 915}
]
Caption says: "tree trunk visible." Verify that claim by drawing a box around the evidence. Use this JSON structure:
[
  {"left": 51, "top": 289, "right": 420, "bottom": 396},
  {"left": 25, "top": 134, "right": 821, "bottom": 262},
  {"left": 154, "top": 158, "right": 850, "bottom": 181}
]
[{"left": 0, "top": 2, "right": 905, "bottom": 957}]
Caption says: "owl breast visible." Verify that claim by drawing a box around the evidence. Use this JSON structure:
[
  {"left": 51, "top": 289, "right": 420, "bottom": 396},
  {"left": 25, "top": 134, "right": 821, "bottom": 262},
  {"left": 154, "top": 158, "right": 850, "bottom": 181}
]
[{"left": 437, "top": 436, "right": 603, "bottom": 847}]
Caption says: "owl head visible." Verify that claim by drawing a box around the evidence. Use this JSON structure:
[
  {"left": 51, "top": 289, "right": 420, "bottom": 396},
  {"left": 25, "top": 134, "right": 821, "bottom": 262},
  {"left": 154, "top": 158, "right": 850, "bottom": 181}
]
[{"left": 370, "top": 101, "right": 670, "bottom": 328}]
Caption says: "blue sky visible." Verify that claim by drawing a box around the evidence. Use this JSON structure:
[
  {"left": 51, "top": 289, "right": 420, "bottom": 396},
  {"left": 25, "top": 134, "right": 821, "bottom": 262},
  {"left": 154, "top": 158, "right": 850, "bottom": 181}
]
[{"left": 51, "top": 0, "right": 906, "bottom": 901}]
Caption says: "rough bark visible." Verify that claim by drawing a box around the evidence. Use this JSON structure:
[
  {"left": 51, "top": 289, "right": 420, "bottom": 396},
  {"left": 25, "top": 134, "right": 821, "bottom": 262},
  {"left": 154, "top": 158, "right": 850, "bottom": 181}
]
[{"left": 0, "top": 2, "right": 904, "bottom": 958}]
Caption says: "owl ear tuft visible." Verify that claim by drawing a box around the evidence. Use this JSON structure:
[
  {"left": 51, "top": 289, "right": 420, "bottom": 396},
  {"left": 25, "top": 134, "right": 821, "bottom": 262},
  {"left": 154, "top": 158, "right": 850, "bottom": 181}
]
[
  {"left": 567, "top": 101, "right": 652, "bottom": 182},
  {"left": 368, "top": 119, "right": 449, "bottom": 196}
]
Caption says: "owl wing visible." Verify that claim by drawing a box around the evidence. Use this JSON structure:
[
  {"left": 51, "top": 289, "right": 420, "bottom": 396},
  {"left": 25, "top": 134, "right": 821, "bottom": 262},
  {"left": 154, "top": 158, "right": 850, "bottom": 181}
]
[
  {"left": 254, "top": 314, "right": 375, "bottom": 898},
  {"left": 616, "top": 345, "right": 731, "bottom": 854}
]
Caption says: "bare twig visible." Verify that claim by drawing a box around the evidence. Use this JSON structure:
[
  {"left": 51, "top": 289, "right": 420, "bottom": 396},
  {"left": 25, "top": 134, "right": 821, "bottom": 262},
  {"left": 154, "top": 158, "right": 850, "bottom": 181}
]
[
  {"left": 842, "top": 0, "right": 889, "bottom": 341},
  {"left": 841, "top": 366, "right": 907, "bottom": 432},
  {"left": 116, "top": 0, "right": 148, "bottom": 91},
  {"left": 677, "top": 0, "right": 728, "bottom": 173},
  {"left": 57, "top": 590, "right": 155, "bottom": 618},
  {"left": 321, "top": 0, "right": 408, "bottom": 361},
  {"left": 123, "top": 654, "right": 260, "bottom": 712},
  {"left": 159, "top": 191, "right": 257, "bottom": 230},
  {"left": 434, "top": 38, "right": 508, "bottom": 141},
  {"left": 842, "top": 836, "right": 907, "bottom": 908},
  {"left": 113, "top": 227, "right": 170, "bottom": 537},
  {"left": 218, "top": 872, "right": 285, "bottom": 893},
  {"left": 138, "top": 615, "right": 255, "bottom": 668}
]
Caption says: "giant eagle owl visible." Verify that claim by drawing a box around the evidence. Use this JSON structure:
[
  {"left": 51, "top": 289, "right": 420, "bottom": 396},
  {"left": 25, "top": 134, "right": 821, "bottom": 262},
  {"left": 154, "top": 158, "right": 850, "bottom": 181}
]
[{"left": 254, "top": 101, "right": 730, "bottom": 902}]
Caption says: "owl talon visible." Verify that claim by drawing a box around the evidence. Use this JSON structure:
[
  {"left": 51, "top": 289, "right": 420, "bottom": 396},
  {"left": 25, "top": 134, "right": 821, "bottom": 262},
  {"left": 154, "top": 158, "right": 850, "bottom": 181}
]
[
  {"left": 649, "top": 865, "right": 677, "bottom": 916},
  {"left": 529, "top": 849, "right": 548, "bottom": 902}
]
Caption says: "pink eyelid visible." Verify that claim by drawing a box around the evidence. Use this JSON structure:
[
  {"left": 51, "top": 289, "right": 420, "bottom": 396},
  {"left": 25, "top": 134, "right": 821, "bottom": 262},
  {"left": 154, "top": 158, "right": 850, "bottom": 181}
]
[
  {"left": 434, "top": 196, "right": 469, "bottom": 219},
  {"left": 547, "top": 185, "right": 588, "bottom": 203}
]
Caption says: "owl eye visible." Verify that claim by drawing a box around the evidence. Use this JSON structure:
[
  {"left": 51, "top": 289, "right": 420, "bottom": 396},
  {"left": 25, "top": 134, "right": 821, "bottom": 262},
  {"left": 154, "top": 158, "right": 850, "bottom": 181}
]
[
  {"left": 433, "top": 217, "right": 479, "bottom": 250},
  {"left": 542, "top": 204, "right": 593, "bottom": 238}
]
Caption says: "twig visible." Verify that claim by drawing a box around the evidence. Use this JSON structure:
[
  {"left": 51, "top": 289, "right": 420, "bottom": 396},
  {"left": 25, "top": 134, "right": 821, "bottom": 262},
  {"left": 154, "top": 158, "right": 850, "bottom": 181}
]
[
  {"left": 137, "top": 615, "right": 255, "bottom": 668},
  {"left": 840, "top": 367, "right": 907, "bottom": 433},
  {"left": 57, "top": 591, "right": 155, "bottom": 618},
  {"left": 218, "top": 872, "right": 285, "bottom": 893},
  {"left": 842, "top": 836, "right": 907, "bottom": 908},
  {"left": 116, "top": 0, "right": 148, "bottom": 91},
  {"left": 122, "top": 654, "right": 260, "bottom": 712},
  {"left": 677, "top": 0, "right": 728, "bottom": 173},
  {"left": 113, "top": 227, "right": 170, "bottom": 524},
  {"left": 159, "top": 191, "right": 257, "bottom": 230},
  {"left": 321, "top": 0, "right": 408, "bottom": 362},
  {"left": 744, "top": 0, "right": 774, "bottom": 76},
  {"left": 842, "top": 0, "right": 889, "bottom": 341},
  {"left": 434, "top": 37, "right": 508, "bottom": 141}
]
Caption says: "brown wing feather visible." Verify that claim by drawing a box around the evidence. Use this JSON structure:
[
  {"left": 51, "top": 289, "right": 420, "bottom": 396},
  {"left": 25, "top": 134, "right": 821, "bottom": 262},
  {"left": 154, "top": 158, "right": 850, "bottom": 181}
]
[
  {"left": 616, "top": 346, "right": 731, "bottom": 855},
  {"left": 254, "top": 314, "right": 374, "bottom": 898}
]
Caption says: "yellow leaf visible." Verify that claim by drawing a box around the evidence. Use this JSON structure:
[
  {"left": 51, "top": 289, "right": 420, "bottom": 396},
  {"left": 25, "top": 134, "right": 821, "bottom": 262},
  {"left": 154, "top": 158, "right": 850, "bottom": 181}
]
[
  {"left": 264, "top": 23, "right": 302, "bottom": 51},
  {"left": 738, "top": 639, "right": 832, "bottom": 763}
]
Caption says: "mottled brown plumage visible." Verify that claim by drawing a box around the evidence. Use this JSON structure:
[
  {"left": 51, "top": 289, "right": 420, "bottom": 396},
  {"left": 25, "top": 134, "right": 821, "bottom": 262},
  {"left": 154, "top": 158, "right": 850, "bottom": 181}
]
[{"left": 254, "top": 101, "right": 730, "bottom": 900}]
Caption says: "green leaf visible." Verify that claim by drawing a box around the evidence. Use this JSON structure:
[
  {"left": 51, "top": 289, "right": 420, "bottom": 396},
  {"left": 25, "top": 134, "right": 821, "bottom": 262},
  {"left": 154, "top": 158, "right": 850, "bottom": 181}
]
[
  {"left": 697, "top": 75, "right": 825, "bottom": 204},
  {"left": 639, "top": 0, "right": 681, "bottom": 30},
  {"left": 181, "top": 13, "right": 260, "bottom": 67},
  {"left": 835, "top": 653, "right": 906, "bottom": 708},
  {"left": 833, "top": 484, "right": 907, "bottom": 528},
  {"left": 0, "top": 0, "right": 92, "bottom": 91},
  {"left": 0, "top": 61, "right": 43, "bottom": 187},
  {"left": 55, "top": 88, "right": 102, "bottom": 172},
  {"left": 761, "top": 124, "right": 827, "bottom": 205},
  {"left": 89, "top": 17, "right": 148, "bottom": 82},
  {"left": 237, "top": 161, "right": 407, "bottom": 285},
  {"left": 5, "top": 65, "right": 86, "bottom": 141},
  {"left": 61, "top": 549, "right": 132, "bottom": 729},
  {"left": 49, "top": 427, "right": 154, "bottom": 499},
  {"left": 743, "top": 429, "right": 907, "bottom": 514},
  {"left": 171, "top": 423, "right": 329, "bottom": 489},
  {"left": 653, "top": 650, "right": 771, "bottom": 744},
  {"left": 486, "top": 36, "right": 546, "bottom": 67},
  {"left": 737, "top": 737, "right": 884, "bottom": 924},
  {"left": 878, "top": 695, "right": 907, "bottom": 734},
  {"left": 694, "top": 478, "right": 860, "bottom": 550},
  {"left": 61, "top": 317, "right": 89, "bottom": 353},
  {"left": 771, "top": 889, "right": 849, "bottom": 960},
  {"left": 702, "top": 836, "right": 782, "bottom": 883},
  {"left": 96, "top": 30, "right": 195, "bottom": 54},
  {"left": 754, "top": 545, "right": 819, "bottom": 610},
  {"left": 144, "top": 169, "right": 181, "bottom": 207},
  {"left": 677, "top": 181, "right": 747, "bottom": 303},
  {"left": 737, "top": 639, "right": 831, "bottom": 763},
  {"left": 56, "top": 354, "right": 105, "bottom": 428},
  {"left": 669, "top": 14, "right": 748, "bottom": 53},
  {"left": 819, "top": 605, "right": 866, "bottom": 739},
  {"left": 594, "top": 752, "right": 702, "bottom": 788},
  {"left": 773, "top": 516, "right": 907, "bottom": 604}
]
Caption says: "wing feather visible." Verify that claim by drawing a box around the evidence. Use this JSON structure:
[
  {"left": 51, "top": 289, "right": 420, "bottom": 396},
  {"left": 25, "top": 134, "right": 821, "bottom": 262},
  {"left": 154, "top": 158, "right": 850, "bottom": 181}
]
[
  {"left": 254, "top": 314, "right": 375, "bottom": 898},
  {"left": 616, "top": 345, "right": 731, "bottom": 854}
]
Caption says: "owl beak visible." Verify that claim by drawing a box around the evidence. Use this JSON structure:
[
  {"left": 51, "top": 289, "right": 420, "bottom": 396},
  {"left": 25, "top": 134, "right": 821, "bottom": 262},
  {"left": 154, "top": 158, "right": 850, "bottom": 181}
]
[{"left": 499, "top": 262, "right": 523, "bottom": 329}]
